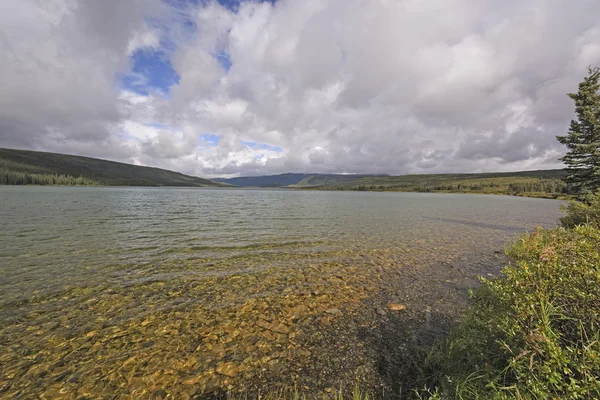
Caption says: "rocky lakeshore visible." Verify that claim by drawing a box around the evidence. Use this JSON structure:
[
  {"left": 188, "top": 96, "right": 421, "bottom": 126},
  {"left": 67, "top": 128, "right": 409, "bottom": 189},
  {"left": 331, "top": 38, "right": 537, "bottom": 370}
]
[{"left": 1, "top": 237, "right": 507, "bottom": 399}]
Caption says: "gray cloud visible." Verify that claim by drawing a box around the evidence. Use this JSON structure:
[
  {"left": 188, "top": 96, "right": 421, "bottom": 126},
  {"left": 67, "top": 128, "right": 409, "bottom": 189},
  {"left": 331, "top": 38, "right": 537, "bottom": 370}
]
[
  {"left": 1, "top": 0, "right": 599, "bottom": 177},
  {"left": 0, "top": 0, "right": 163, "bottom": 160}
]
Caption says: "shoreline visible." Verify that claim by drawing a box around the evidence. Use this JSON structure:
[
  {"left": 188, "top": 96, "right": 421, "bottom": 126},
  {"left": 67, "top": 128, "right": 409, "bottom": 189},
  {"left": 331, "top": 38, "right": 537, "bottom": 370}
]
[{"left": 0, "top": 183, "right": 571, "bottom": 201}]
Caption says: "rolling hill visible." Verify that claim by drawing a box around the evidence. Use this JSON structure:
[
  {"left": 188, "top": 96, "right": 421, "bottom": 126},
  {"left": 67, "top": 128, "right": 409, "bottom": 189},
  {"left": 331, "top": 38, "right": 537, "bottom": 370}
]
[{"left": 0, "top": 148, "right": 226, "bottom": 187}]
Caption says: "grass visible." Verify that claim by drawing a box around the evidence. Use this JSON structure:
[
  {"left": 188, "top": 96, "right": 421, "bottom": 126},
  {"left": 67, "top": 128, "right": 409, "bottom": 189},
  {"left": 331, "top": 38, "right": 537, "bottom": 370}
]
[{"left": 225, "top": 386, "right": 373, "bottom": 400}]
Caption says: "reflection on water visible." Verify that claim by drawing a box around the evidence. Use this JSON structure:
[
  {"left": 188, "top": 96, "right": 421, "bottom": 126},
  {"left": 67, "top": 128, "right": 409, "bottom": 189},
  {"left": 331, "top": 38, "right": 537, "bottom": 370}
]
[{"left": 0, "top": 187, "right": 562, "bottom": 398}]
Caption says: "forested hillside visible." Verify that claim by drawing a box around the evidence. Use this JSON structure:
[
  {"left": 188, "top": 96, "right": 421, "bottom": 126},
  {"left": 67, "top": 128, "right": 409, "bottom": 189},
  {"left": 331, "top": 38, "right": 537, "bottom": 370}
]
[{"left": 0, "top": 148, "right": 225, "bottom": 187}]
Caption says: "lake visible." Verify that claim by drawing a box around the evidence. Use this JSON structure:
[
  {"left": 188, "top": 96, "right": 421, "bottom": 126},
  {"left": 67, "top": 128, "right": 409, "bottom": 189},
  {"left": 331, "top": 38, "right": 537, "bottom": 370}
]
[{"left": 0, "top": 187, "right": 563, "bottom": 398}]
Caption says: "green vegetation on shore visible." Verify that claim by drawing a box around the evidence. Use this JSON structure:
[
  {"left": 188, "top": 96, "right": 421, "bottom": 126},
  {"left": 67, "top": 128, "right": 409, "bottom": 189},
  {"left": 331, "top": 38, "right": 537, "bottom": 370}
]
[
  {"left": 0, "top": 148, "right": 225, "bottom": 187},
  {"left": 300, "top": 170, "right": 569, "bottom": 199},
  {"left": 560, "top": 192, "right": 600, "bottom": 228}
]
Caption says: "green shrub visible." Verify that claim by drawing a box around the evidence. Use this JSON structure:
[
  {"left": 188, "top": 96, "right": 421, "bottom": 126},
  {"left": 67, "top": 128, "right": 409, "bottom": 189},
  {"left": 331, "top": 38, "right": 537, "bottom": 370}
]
[
  {"left": 560, "top": 192, "right": 600, "bottom": 228},
  {"left": 421, "top": 225, "right": 600, "bottom": 399}
]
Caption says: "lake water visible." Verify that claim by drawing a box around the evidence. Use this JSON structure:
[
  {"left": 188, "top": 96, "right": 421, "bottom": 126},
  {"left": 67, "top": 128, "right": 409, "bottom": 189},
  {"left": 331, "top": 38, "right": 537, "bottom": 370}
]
[{"left": 0, "top": 187, "right": 563, "bottom": 398}]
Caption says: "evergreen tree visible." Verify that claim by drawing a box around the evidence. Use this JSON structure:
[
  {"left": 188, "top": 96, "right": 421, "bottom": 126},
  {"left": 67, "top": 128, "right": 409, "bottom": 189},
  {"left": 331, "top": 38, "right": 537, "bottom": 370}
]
[
  {"left": 557, "top": 67, "right": 600, "bottom": 194},
  {"left": 0, "top": 169, "right": 98, "bottom": 186}
]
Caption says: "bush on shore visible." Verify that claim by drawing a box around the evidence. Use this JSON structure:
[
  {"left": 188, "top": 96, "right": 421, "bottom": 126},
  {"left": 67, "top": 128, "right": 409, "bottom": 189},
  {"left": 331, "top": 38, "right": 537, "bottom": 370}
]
[
  {"left": 419, "top": 223, "right": 600, "bottom": 399},
  {"left": 559, "top": 191, "right": 600, "bottom": 228}
]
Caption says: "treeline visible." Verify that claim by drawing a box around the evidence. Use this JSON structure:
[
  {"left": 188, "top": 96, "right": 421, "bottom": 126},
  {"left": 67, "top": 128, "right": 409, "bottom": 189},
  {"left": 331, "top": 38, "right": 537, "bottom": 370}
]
[
  {"left": 352, "top": 179, "right": 568, "bottom": 195},
  {"left": 507, "top": 179, "right": 567, "bottom": 194},
  {"left": 0, "top": 169, "right": 98, "bottom": 186},
  {"left": 412, "top": 181, "right": 501, "bottom": 193},
  {"left": 354, "top": 182, "right": 505, "bottom": 192}
]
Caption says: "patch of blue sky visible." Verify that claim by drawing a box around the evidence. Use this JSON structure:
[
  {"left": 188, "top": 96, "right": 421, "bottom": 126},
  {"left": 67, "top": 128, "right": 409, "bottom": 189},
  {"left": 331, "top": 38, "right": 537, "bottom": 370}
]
[
  {"left": 122, "top": 48, "right": 180, "bottom": 96},
  {"left": 198, "top": 134, "right": 220, "bottom": 146},
  {"left": 241, "top": 140, "right": 283, "bottom": 153}
]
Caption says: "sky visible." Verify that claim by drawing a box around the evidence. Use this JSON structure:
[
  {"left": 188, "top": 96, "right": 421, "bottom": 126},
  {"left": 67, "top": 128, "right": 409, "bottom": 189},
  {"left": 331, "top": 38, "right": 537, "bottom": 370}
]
[{"left": 1, "top": 0, "right": 599, "bottom": 178}]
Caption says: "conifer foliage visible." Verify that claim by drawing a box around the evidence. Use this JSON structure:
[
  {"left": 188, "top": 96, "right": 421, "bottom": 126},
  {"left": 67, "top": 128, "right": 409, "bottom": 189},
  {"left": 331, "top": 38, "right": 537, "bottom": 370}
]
[
  {"left": 0, "top": 169, "right": 97, "bottom": 186},
  {"left": 557, "top": 67, "right": 600, "bottom": 194}
]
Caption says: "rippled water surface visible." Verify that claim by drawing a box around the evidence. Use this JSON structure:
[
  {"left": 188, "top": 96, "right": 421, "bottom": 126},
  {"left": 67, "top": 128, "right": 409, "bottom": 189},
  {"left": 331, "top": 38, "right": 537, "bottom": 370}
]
[{"left": 0, "top": 187, "right": 563, "bottom": 398}]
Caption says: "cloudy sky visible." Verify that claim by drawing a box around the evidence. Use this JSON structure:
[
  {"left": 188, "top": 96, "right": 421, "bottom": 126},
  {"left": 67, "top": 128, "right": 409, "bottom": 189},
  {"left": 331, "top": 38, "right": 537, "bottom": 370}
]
[{"left": 1, "top": 0, "right": 599, "bottom": 178}]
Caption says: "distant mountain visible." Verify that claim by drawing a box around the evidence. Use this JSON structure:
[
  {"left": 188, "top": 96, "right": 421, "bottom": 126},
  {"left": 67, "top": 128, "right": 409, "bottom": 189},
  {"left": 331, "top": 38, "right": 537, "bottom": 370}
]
[
  {"left": 293, "top": 175, "right": 383, "bottom": 187},
  {"left": 213, "top": 173, "right": 389, "bottom": 187},
  {"left": 0, "top": 148, "right": 226, "bottom": 187}
]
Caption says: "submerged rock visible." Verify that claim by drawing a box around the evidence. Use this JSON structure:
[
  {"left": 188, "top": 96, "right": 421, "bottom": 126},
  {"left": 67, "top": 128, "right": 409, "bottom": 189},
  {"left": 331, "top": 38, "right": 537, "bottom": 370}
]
[
  {"left": 216, "top": 362, "right": 241, "bottom": 377},
  {"left": 387, "top": 303, "right": 407, "bottom": 312}
]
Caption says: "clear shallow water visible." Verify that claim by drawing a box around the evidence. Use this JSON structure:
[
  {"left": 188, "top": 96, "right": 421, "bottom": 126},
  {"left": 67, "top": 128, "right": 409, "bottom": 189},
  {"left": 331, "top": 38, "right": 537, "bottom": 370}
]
[{"left": 0, "top": 187, "right": 563, "bottom": 398}]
